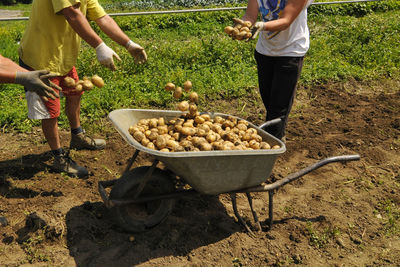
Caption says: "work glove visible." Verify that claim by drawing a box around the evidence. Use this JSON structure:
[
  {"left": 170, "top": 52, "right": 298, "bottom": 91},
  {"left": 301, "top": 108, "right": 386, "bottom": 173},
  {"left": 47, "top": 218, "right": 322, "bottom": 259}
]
[
  {"left": 251, "top": 21, "right": 265, "bottom": 40},
  {"left": 15, "top": 70, "right": 61, "bottom": 101},
  {"left": 126, "top": 40, "right": 147, "bottom": 64},
  {"left": 95, "top": 42, "right": 121, "bottom": 71}
]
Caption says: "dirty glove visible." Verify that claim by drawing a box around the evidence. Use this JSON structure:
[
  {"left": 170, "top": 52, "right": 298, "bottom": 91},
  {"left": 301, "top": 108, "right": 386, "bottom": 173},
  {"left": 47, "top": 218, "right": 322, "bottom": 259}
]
[
  {"left": 15, "top": 70, "right": 61, "bottom": 101},
  {"left": 251, "top": 21, "right": 265, "bottom": 40},
  {"left": 95, "top": 42, "right": 121, "bottom": 71},
  {"left": 126, "top": 40, "right": 147, "bottom": 64}
]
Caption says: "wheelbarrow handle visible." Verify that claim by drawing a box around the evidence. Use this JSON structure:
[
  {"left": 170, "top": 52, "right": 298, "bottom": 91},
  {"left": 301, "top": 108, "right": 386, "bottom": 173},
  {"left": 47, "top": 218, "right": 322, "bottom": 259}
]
[
  {"left": 240, "top": 154, "right": 361, "bottom": 193},
  {"left": 259, "top": 118, "right": 282, "bottom": 130}
]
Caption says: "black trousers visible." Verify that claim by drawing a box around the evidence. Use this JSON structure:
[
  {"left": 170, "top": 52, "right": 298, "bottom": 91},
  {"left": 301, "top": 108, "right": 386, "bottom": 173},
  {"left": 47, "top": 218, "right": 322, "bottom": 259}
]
[{"left": 254, "top": 50, "right": 304, "bottom": 139}]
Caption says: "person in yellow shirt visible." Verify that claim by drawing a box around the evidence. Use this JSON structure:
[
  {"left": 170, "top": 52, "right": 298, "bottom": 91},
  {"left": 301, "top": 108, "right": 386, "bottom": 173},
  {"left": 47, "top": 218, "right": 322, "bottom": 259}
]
[
  {"left": 19, "top": 0, "right": 147, "bottom": 178},
  {"left": 0, "top": 54, "right": 60, "bottom": 100}
]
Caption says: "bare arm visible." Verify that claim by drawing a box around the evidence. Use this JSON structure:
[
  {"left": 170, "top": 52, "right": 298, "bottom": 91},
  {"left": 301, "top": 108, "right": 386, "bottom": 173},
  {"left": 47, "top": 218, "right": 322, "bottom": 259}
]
[
  {"left": 60, "top": 5, "right": 103, "bottom": 48},
  {"left": 242, "top": 0, "right": 260, "bottom": 25},
  {"left": 95, "top": 15, "right": 130, "bottom": 47},
  {"left": 243, "top": 0, "right": 308, "bottom": 31},
  {"left": 0, "top": 54, "right": 26, "bottom": 83}
]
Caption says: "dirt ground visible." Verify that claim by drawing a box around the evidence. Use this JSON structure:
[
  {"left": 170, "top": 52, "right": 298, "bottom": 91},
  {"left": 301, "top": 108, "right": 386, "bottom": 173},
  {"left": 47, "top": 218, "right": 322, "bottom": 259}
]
[{"left": 0, "top": 79, "right": 399, "bottom": 267}]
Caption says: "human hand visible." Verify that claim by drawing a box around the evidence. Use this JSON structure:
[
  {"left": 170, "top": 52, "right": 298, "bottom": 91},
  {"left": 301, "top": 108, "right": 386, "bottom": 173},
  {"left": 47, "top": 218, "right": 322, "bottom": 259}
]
[
  {"left": 251, "top": 21, "right": 265, "bottom": 40},
  {"left": 96, "top": 42, "right": 121, "bottom": 71},
  {"left": 15, "top": 70, "right": 61, "bottom": 101},
  {"left": 126, "top": 40, "right": 147, "bottom": 64}
]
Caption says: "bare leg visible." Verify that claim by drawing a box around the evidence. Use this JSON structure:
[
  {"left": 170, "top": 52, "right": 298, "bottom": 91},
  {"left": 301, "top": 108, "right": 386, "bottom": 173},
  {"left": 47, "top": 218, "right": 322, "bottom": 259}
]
[
  {"left": 65, "top": 95, "right": 81, "bottom": 129},
  {"left": 42, "top": 118, "right": 60, "bottom": 150}
]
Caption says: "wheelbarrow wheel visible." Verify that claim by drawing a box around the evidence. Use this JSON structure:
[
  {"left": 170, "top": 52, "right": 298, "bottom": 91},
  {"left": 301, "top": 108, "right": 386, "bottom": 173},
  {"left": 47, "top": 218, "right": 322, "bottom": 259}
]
[{"left": 109, "top": 166, "right": 175, "bottom": 233}]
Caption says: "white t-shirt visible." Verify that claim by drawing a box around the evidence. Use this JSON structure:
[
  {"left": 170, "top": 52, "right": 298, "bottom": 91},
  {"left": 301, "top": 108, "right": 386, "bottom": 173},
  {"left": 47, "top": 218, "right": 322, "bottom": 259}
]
[{"left": 255, "top": 0, "right": 313, "bottom": 57}]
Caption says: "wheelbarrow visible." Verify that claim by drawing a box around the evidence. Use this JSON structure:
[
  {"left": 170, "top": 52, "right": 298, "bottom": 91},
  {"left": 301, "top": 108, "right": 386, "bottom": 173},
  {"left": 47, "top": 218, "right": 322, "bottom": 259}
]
[{"left": 98, "top": 109, "right": 360, "bottom": 234}]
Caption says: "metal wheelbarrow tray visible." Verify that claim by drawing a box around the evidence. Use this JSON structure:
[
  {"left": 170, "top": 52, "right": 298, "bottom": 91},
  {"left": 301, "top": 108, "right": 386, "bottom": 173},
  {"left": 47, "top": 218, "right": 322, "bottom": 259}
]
[{"left": 99, "top": 109, "right": 360, "bottom": 233}]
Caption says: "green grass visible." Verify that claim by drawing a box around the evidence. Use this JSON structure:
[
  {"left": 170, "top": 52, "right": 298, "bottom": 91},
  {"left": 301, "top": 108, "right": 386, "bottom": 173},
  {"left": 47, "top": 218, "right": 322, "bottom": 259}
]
[{"left": 0, "top": 5, "right": 399, "bottom": 132}]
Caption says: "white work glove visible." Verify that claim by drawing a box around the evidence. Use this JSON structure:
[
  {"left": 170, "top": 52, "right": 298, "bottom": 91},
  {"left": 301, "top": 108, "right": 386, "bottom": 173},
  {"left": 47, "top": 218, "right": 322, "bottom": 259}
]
[
  {"left": 96, "top": 42, "right": 121, "bottom": 71},
  {"left": 126, "top": 40, "right": 147, "bottom": 64},
  {"left": 251, "top": 21, "right": 265, "bottom": 40},
  {"left": 15, "top": 70, "right": 61, "bottom": 101}
]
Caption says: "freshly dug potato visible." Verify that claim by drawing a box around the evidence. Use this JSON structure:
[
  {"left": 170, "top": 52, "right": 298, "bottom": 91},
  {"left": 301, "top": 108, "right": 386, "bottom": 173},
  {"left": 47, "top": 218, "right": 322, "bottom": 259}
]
[
  {"left": 82, "top": 80, "right": 94, "bottom": 91},
  {"left": 75, "top": 84, "right": 83, "bottom": 92},
  {"left": 189, "top": 92, "right": 199, "bottom": 103},
  {"left": 173, "top": 86, "right": 183, "bottom": 99},
  {"left": 224, "top": 26, "right": 234, "bottom": 35},
  {"left": 91, "top": 75, "right": 104, "bottom": 88},
  {"left": 165, "top": 82, "right": 175, "bottom": 91},
  {"left": 63, "top": 77, "right": 76, "bottom": 87},
  {"left": 178, "top": 101, "right": 189, "bottom": 112},
  {"left": 183, "top": 80, "right": 192, "bottom": 92}
]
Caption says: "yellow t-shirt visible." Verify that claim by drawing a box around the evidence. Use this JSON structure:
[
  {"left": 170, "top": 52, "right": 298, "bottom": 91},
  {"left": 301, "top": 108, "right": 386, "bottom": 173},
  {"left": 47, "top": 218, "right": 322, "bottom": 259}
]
[{"left": 19, "top": 0, "right": 106, "bottom": 75}]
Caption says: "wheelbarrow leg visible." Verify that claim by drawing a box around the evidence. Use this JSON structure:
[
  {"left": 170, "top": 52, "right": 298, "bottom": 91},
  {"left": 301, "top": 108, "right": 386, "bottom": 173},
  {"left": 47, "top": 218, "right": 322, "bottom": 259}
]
[
  {"left": 122, "top": 150, "right": 140, "bottom": 175},
  {"left": 268, "top": 190, "right": 274, "bottom": 229},
  {"left": 245, "top": 193, "right": 261, "bottom": 231},
  {"left": 230, "top": 193, "right": 254, "bottom": 236}
]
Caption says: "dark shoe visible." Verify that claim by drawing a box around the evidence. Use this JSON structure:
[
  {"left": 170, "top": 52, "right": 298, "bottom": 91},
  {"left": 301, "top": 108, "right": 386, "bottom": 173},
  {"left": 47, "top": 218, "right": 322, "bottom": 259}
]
[
  {"left": 52, "top": 151, "right": 88, "bottom": 178},
  {"left": 70, "top": 130, "right": 106, "bottom": 150}
]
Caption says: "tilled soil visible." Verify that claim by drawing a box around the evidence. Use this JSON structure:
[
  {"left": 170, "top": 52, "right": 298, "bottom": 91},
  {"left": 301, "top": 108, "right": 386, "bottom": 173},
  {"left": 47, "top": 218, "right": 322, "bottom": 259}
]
[{"left": 0, "top": 79, "right": 399, "bottom": 266}]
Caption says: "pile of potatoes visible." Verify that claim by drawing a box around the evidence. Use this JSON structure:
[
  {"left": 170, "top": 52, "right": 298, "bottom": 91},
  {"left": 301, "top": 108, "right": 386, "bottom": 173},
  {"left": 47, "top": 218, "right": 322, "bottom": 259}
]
[
  {"left": 63, "top": 74, "right": 104, "bottom": 92},
  {"left": 128, "top": 79, "right": 280, "bottom": 152},
  {"left": 224, "top": 18, "right": 254, "bottom": 41},
  {"left": 128, "top": 113, "right": 280, "bottom": 152}
]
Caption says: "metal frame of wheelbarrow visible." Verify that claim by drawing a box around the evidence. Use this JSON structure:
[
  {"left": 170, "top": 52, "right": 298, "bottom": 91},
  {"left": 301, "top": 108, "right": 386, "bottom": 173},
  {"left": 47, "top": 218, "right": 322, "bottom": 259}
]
[{"left": 98, "top": 149, "right": 360, "bottom": 235}]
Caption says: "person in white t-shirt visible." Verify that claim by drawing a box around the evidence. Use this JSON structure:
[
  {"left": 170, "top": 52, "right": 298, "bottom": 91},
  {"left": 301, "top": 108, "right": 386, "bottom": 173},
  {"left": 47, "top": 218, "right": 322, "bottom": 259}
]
[{"left": 243, "top": 0, "right": 313, "bottom": 140}]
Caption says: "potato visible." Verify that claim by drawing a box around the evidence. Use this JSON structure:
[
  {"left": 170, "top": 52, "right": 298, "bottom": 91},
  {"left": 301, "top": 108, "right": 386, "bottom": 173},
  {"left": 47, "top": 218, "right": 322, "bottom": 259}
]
[
  {"left": 166, "top": 140, "right": 179, "bottom": 150},
  {"left": 232, "top": 18, "right": 245, "bottom": 26},
  {"left": 148, "top": 118, "right": 158, "bottom": 128},
  {"left": 75, "top": 84, "right": 83, "bottom": 92},
  {"left": 243, "top": 21, "right": 252, "bottom": 28},
  {"left": 158, "top": 117, "right": 165, "bottom": 126},
  {"left": 240, "top": 26, "right": 250, "bottom": 32},
  {"left": 165, "top": 82, "right": 175, "bottom": 91},
  {"left": 147, "top": 131, "right": 158, "bottom": 141},
  {"left": 245, "top": 32, "right": 253, "bottom": 39},
  {"left": 260, "top": 142, "right": 271, "bottom": 149},
  {"left": 133, "top": 131, "right": 145, "bottom": 142},
  {"left": 199, "top": 142, "right": 212, "bottom": 151},
  {"left": 181, "top": 127, "right": 197, "bottom": 136},
  {"left": 146, "top": 142, "right": 155, "bottom": 150},
  {"left": 157, "top": 125, "right": 169, "bottom": 135},
  {"left": 224, "top": 26, "right": 234, "bottom": 35},
  {"left": 141, "top": 138, "right": 150, "bottom": 146},
  {"left": 183, "top": 80, "right": 192, "bottom": 92},
  {"left": 155, "top": 135, "right": 167, "bottom": 149},
  {"left": 91, "top": 75, "right": 104, "bottom": 88},
  {"left": 189, "top": 92, "right": 199, "bottom": 103},
  {"left": 178, "top": 101, "right": 189, "bottom": 112},
  {"left": 63, "top": 77, "right": 76, "bottom": 87},
  {"left": 194, "top": 116, "right": 205, "bottom": 125},
  {"left": 173, "top": 86, "right": 183, "bottom": 99},
  {"left": 82, "top": 80, "right": 94, "bottom": 91},
  {"left": 272, "top": 145, "right": 280, "bottom": 149}
]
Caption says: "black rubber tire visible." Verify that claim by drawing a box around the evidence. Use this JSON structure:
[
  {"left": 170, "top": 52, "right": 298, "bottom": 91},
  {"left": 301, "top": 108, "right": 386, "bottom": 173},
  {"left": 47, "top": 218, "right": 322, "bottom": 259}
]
[{"left": 109, "top": 166, "right": 175, "bottom": 233}]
